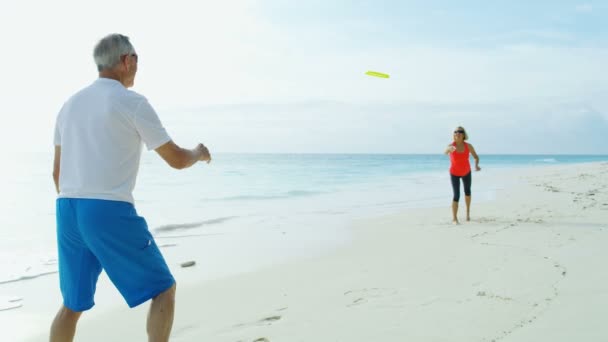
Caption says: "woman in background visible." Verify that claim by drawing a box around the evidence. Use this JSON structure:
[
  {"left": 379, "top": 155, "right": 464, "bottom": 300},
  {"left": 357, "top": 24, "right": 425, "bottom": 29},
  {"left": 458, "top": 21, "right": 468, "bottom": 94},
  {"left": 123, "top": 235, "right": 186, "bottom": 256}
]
[{"left": 445, "top": 126, "right": 481, "bottom": 224}]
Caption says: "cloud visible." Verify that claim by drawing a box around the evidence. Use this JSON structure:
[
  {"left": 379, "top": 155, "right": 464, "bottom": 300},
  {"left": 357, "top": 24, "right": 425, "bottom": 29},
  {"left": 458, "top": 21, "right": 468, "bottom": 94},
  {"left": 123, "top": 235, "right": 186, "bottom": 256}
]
[
  {"left": 462, "top": 30, "right": 576, "bottom": 47},
  {"left": 2, "top": 1, "right": 607, "bottom": 155},
  {"left": 161, "top": 99, "right": 608, "bottom": 154}
]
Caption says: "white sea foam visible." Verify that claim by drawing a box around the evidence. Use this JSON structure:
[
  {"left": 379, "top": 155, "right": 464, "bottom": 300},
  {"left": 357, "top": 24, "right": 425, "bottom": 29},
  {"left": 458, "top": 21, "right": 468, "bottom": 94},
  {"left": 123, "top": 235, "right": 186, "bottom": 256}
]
[
  {"left": 0, "top": 268, "right": 58, "bottom": 285},
  {"left": 0, "top": 263, "right": 58, "bottom": 285},
  {"left": 535, "top": 158, "right": 557, "bottom": 163},
  {"left": 0, "top": 296, "right": 23, "bottom": 311}
]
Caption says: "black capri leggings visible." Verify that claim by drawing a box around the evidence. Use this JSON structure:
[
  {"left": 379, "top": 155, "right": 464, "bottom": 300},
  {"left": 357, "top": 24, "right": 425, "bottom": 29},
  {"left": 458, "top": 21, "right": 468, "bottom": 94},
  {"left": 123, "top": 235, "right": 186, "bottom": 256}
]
[{"left": 450, "top": 172, "right": 472, "bottom": 202}]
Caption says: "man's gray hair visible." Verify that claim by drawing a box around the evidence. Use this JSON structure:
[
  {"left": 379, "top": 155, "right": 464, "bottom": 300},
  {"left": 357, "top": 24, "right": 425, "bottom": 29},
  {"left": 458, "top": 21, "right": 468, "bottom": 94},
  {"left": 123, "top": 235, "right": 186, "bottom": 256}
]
[{"left": 93, "top": 34, "right": 135, "bottom": 72}]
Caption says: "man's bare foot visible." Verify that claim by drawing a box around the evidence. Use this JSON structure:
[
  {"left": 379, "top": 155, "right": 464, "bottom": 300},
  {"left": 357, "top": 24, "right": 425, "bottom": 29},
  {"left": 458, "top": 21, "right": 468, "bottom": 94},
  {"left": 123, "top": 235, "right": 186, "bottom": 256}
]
[{"left": 452, "top": 219, "right": 459, "bottom": 225}]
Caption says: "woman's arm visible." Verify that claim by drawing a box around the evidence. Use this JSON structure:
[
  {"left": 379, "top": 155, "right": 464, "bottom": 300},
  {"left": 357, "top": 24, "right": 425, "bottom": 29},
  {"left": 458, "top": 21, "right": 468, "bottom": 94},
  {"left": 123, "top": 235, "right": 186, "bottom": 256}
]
[
  {"left": 468, "top": 143, "right": 481, "bottom": 171},
  {"left": 444, "top": 144, "right": 456, "bottom": 155}
]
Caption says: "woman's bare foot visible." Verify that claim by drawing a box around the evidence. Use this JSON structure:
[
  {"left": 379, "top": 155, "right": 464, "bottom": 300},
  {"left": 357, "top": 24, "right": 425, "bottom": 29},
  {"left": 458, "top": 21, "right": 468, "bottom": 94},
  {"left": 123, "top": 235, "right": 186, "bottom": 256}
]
[{"left": 452, "top": 219, "right": 460, "bottom": 225}]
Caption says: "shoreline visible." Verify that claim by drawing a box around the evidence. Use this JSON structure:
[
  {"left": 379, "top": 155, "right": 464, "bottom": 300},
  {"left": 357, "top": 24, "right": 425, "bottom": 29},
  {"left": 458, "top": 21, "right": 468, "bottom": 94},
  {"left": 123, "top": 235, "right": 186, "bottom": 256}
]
[{"left": 15, "top": 161, "right": 606, "bottom": 341}]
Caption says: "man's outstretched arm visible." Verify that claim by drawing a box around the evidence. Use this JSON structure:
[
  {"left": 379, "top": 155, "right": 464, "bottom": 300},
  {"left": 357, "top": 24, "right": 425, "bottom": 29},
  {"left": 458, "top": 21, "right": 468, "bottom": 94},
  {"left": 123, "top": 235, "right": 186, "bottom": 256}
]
[{"left": 155, "top": 141, "right": 211, "bottom": 170}]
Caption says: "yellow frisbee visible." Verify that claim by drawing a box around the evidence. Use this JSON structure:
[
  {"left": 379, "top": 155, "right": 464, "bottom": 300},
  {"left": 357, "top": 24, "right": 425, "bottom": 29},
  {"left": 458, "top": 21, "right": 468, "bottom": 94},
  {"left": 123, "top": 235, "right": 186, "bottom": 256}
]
[{"left": 365, "top": 71, "right": 389, "bottom": 78}]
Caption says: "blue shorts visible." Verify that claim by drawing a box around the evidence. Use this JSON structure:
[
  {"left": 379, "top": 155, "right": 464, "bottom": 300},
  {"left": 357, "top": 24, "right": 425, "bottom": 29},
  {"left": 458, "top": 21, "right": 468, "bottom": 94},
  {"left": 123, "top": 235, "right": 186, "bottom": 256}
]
[{"left": 56, "top": 198, "right": 175, "bottom": 311}]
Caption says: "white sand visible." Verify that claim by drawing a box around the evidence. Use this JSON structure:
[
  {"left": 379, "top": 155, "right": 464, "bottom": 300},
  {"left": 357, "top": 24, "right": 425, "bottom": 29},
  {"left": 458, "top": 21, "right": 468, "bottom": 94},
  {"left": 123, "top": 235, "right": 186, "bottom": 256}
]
[{"left": 19, "top": 162, "right": 608, "bottom": 341}]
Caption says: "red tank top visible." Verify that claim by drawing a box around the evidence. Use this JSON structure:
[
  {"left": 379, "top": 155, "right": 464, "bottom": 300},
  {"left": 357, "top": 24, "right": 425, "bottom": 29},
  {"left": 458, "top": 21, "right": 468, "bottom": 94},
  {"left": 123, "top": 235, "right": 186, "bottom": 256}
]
[{"left": 449, "top": 142, "right": 471, "bottom": 176}]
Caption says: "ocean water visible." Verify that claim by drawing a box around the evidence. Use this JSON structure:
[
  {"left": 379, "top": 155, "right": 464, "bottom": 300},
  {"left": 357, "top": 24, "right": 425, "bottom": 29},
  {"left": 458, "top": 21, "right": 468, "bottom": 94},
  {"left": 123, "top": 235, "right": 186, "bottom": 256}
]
[{"left": 1, "top": 153, "right": 607, "bottom": 313}]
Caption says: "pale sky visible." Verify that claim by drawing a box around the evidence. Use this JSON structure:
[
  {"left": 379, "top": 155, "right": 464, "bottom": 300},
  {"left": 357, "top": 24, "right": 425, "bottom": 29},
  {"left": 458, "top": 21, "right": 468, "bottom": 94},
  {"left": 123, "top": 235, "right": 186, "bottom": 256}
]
[{"left": 1, "top": 0, "right": 607, "bottom": 154}]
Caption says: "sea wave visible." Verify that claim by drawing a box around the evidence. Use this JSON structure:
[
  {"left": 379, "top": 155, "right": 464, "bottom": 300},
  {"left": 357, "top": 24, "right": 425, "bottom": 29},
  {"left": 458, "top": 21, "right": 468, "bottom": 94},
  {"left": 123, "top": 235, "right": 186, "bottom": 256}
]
[
  {"left": 204, "top": 190, "right": 325, "bottom": 202},
  {"left": 0, "top": 255, "right": 59, "bottom": 286},
  {"left": 0, "top": 269, "right": 58, "bottom": 285},
  {"left": 155, "top": 232, "right": 225, "bottom": 239},
  {"left": 535, "top": 158, "right": 557, "bottom": 163},
  {"left": 0, "top": 296, "right": 23, "bottom": 312},
  {"left": 154, "top": 216, "right": 238, "bottom": 233}
]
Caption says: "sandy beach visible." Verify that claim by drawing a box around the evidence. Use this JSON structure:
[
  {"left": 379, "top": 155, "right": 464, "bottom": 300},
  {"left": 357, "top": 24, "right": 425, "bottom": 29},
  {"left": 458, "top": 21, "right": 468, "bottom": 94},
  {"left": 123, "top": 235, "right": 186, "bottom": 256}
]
[{"left": 14, "top": 161, "right": 608, "bottom": 341}]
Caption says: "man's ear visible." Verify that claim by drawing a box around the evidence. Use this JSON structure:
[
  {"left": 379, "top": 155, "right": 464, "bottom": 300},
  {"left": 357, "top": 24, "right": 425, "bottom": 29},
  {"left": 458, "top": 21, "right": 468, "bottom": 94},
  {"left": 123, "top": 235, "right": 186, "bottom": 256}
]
[
  {"left": 117, "top": 54, "right": 128, "bottom": 72},
  {"left": 122, "top": 55, "right": 130, "bottom": 72}
]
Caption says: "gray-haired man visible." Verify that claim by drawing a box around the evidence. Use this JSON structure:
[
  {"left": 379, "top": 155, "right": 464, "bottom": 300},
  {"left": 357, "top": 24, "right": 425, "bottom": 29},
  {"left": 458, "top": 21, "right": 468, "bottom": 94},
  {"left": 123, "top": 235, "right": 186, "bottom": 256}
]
[{"left": 51, "top": 33, "right": 211, "bottom": 342}]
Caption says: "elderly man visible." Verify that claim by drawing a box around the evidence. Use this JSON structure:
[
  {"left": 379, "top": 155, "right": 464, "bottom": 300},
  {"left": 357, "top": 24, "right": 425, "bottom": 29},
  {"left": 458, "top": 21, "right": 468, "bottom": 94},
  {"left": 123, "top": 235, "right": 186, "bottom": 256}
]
[{"left": 50, "top": 33, "right": 211, "bottom": 342}]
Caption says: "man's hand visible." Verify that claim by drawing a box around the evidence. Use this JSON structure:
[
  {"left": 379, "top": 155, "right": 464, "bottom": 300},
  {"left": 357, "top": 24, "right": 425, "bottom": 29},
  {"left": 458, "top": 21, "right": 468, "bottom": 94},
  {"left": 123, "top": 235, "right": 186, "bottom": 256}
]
[
  {"left": 156, "top": 141, "right": 212, "bottom": 169},
  {"left": 197, "top": 143, "right": 211, "bottom": 164}
]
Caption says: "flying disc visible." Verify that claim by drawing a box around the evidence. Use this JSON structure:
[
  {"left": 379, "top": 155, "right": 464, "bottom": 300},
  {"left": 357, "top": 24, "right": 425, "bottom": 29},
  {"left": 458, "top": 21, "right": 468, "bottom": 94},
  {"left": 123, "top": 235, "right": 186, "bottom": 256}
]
[{"left": 365, "top": 71, "right": 389, "bottom": 78}]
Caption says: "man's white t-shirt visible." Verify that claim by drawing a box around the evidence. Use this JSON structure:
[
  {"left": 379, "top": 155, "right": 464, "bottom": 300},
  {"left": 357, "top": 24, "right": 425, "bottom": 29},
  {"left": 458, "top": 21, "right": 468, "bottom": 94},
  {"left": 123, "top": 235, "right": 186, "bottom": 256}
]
[{"left": 54, "top": 78, "right": 171, "bottom": 204}]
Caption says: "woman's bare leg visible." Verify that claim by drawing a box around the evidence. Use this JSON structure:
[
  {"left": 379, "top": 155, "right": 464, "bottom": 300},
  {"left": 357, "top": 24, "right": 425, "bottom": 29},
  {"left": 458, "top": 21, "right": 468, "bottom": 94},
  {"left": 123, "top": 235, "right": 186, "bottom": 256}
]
[
  {"left": 452, "top": 201, "right": 459, "bottom": 224},
  {"left": 465, "top": 195, "right": 471, "bottom": 221}
]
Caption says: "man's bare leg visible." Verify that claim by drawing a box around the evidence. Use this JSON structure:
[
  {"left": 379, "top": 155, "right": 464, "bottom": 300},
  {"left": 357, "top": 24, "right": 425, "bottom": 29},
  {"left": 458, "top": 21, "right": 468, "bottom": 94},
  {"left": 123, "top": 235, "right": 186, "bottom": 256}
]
[
  {"left": 147, "top": 283, "right": 176, "bottom": 342},
  {"left": 452, "top": 201, "right": 459, "bottom": 224},
  {"left": 50, "top": 305, "right": 82, "bottom": 342},
  {"left": 465, "top": 195, "right": 471, "bottom": 221}
]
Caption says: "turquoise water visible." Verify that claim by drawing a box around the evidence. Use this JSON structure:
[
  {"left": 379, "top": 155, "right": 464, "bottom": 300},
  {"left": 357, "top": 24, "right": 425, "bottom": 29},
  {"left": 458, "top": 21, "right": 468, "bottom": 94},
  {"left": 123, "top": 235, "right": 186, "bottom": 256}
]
[
  {"left": 139, "top": 153, "right": 608, "bottom": 204},
  {"left": 132, "top": 152, "right": 608, "bottom": 241},
  {"left": 0, "top": 153, "right": 607, "bottom": 309}
]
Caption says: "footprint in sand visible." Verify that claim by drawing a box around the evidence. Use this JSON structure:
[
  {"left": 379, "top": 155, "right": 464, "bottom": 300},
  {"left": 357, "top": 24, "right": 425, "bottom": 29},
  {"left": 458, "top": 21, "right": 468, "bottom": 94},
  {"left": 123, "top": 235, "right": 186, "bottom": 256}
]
[
  {"left": 476, "top": 290, "right": 513, "bottom": 302},
  {"left": 475, "top": 217, "right": 497, "bottom": 223},
  {"left": 258, "top": 316, "right": 281, "bottom": 324},
  {"left": 232, "top": 310, "right": 285, "bottom": 330},
  {"left": 348, "top": 297, "right": 366, "bottom": 306},
  {"left": 245, "top": 315, "right": 280, "bottom": 342},
  {"left": 344, "top": 288, "right": 398, "bottom": 307}
]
